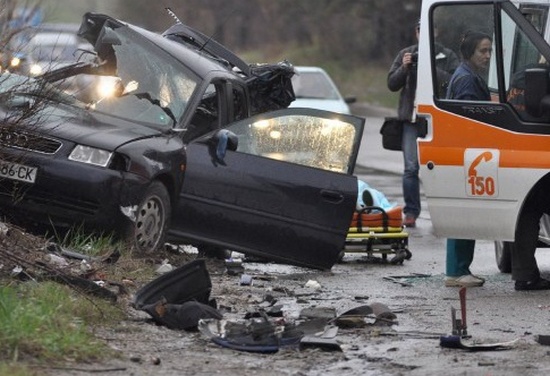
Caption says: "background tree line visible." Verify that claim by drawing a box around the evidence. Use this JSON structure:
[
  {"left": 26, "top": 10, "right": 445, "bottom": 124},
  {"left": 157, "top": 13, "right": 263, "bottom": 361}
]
[
  {"left": 37, "top": 0, "right": 423, "bottom": 68},
  {"left": 118, "top": 0, "right": 422, "bottom": 67}
]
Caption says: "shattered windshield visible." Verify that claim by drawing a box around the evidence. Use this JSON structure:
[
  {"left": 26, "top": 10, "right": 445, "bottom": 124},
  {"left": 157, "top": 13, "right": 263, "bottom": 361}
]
[
  {"left": 89, "top": 25, "right": 198, "bottom": 129},
  {"left": 232, "top": 113, "right": 359, "bottom": 174}
]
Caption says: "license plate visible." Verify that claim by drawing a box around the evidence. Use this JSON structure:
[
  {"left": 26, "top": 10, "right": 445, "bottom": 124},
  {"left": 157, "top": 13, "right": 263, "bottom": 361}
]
[{"left": 0, "top": 160, "right": 37, "bottom": 183}]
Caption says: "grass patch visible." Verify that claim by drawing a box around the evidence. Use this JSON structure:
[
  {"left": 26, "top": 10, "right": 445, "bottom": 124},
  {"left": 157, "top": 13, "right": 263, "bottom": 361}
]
[
  {"left": 47, "top": 223, "right": 119, "bottom": 258},
  {"left": 0, "top": 281, "right": 124, "bottom": 367},
  {"left": 0, "top": 363, "right": 33, "bottom": 376}
]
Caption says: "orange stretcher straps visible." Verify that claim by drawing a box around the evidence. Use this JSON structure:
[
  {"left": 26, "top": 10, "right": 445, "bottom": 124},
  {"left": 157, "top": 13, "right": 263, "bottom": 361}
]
[{"left": 349, "top": 206, "right": 403, "bottom": 232}]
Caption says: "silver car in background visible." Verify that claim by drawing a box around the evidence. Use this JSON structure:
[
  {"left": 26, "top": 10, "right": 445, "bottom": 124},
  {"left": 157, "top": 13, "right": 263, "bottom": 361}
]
[{"left": 290, "top": 66, "right": 356, "bottom": 115}]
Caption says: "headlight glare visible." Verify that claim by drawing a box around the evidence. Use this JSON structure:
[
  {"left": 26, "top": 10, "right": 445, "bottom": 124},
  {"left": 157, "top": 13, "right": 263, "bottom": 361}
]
[
  {"left": 69, "top": 145, "right": 112, "bottom": 167},
  {"left": 10, "top": 57, "right": 21, "bottom": 68},
  {"left": 97, "top": 76, "right": 121, "bottom": 98},
  {"left": 29, "top": 64, "right": 42, "bottom": 76}
]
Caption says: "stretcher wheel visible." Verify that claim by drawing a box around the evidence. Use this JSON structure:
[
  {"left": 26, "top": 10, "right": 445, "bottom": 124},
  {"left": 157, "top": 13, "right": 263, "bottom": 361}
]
[{"left": 389, "top": 248, "right": 412, "bottom": 265}]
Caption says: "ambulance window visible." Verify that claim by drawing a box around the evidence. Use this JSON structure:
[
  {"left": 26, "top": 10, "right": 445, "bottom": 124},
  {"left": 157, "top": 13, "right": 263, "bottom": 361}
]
[
  {"left": 519, "top": 5, "right": 548, "bottom": 35},
  {"left": 432, "top": 4, "right": 497, "bottom": 101},
  {"left": 503, "top": 8, "right": 549, "bottom": 122}
]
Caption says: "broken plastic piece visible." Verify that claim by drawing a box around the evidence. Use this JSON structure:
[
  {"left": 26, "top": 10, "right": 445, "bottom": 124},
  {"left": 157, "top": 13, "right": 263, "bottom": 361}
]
[
  {"left": 300, "top": 336, "right": 342, "bottom": 352},
  {"left": 225, "top": 258, "right": 244, "bottom": 275},
  {"left": 120, "top": 205, "right": 138, "bottom": 221},
  {"left": 239, "top": 274, "right": 253, "bottom": 285},
  {"left": 198, "top": 318, "right": 302, "bottom": 353},
  {"left": 304, "top": 280, "right": 321, "bottom": 290},
  {"left": 300, "top": 307, "right": 336, "bottom": 320},
  {"left": 133, "top": 259, "right": 212, "bottom": 309},
  {"left": 155, "top": 259, "right": 174, "bottom": 274},
  {"left": 334, "top": 303, "right": 397, "bottom": 327},
  {"left": 536, "top": 335, "right": 550, "bottom": 346},
  {"left": 440, "top": 335, "right": 518, "bottom": 351}
]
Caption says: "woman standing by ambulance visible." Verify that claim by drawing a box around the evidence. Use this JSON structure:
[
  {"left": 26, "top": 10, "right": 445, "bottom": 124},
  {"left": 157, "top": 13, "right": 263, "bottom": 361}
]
[{"left": 444, "top": 31, "right": 492, "bottom": 288}]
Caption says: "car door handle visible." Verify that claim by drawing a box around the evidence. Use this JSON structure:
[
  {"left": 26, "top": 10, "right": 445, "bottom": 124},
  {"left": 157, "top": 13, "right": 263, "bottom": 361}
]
[{"left": 320, "top": 190, "right": 345, "bottom": 204}]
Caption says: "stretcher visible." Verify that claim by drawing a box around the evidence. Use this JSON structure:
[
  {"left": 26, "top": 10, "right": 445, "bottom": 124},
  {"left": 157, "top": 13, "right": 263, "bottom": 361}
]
[{"left": 343, "top": 205, "right": 411, "bottom": 264}]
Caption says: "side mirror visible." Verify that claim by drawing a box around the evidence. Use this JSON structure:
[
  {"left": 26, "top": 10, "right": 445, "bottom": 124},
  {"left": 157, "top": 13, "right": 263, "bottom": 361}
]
[
  {"left": 525, "top": 68, "right": 550, "bottom": 118},
  {"left": 209, "top": 129, "right": 238, "bottom": 164}
]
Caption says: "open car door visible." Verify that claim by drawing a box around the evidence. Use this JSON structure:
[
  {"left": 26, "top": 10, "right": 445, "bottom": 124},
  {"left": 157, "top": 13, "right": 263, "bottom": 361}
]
[{"left": 169, "top": 108, "right": 364, "bottom": 270}]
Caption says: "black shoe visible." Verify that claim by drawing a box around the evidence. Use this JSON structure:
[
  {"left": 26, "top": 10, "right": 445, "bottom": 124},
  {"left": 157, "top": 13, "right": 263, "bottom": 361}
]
[{"left": 515, "top": 278, "right": 550, "bottom": 291}]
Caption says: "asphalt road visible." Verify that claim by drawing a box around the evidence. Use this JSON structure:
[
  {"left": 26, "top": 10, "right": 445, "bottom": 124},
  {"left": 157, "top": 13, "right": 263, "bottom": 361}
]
[{"left": 343, "top": 104, "right": 550, "bottom": 375}]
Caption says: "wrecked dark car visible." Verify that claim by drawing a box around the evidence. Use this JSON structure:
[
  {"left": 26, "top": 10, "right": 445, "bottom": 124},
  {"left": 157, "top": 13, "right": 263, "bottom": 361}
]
[{"left": 0, "top": 13, "right": 364, "bottom": 270}]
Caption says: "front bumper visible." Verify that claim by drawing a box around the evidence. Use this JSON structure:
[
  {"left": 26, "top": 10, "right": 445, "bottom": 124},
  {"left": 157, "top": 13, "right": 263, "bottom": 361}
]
[{"left": 0, "top": 150, "right": 148, "bottom": 234}]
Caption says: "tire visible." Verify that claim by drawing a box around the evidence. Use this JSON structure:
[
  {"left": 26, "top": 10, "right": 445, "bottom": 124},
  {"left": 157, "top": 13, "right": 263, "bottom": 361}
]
[
  {"left": 130, "top": 181, "right": 171, "bottom": 254},
  {"left": 494, "top": 240, "right": 513, "bottom": 273}
]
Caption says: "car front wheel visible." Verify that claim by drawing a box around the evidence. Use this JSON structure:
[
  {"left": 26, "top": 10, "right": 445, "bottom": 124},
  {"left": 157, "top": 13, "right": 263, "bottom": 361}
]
[
  {"left": 130, "top": 181, "right": 171, "bottom": 253},
  {"left": 494, "top": 241, "right": 513, "bottom": 273}
]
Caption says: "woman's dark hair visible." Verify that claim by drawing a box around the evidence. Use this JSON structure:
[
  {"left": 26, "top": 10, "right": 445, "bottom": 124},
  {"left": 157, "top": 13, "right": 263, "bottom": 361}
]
[{"left": 460, "top": 30, "right": 492, "bottom": 60}]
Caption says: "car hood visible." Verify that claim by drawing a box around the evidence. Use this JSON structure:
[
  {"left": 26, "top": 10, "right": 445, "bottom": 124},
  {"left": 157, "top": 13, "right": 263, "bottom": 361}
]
[
  {"left": 53, "top": 110, "right": 163, "bottom": 150},
  {"left": 43, "top": 107, "right": 164, "bottom": 150}
]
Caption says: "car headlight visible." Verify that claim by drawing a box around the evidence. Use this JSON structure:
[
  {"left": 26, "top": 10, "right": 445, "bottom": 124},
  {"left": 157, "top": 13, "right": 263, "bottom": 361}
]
[
  {"left": 10, "top": 57, "right": 21, "bottom": 68},
  {"left": 69, "top": 145, "right": 113, "bottom": 167},
  {"left": 29, "top": 64, "right": 42, "bottom": 76}
]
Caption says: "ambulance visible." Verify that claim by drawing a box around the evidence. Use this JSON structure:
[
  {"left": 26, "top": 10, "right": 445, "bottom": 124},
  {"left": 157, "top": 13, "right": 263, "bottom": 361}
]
[{"left": 416, "top": 0, "right": 550, "bottom": 272}]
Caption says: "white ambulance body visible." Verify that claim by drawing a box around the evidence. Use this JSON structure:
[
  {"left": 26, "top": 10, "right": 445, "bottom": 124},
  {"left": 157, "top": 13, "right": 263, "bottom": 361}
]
[{"left": 417, "top": 0, "right": 550, "bottom": 271}]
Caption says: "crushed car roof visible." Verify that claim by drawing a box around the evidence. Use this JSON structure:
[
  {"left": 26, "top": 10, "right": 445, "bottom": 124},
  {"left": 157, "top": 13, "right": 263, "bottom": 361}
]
[{"left": 77, "top": 12, "right": 242, "bottom": 81}]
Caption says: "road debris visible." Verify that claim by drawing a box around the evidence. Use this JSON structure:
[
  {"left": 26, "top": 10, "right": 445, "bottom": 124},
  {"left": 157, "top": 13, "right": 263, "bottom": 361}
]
[
  {"left": 440, "top": 287, "right": 518, "bottom": 351},
  {"left": 225, "top": 258, "right": 245, "bottom": 275},
  {"left": 198, "top": 316, "right": 303, "bottom": 353},
  {"left": 440, "top": 336, "right": 519, "bottom": 351},
  {"left": 383, "top": 276, "right": 412, "bottom": 287},
  {"left": 450, "top": 287, "right": 468, "bottom": 337},
  {"left": 383, "top": 273, "right": 431, "bottom": 287},
  {"left": 535, "top": 335, "right": 550, "bottom": 346},
  {"left": 305, "top": 279, "right": 322, "bottom": 290},
  {"left": 239, "top": 274, "right": 253, "bottom": 285},
  {"left": 155, "top": 259, "right": 174, "bottom": 274},
  {"left": 133, "top": 259, "right": 218, "bottom": 330}
]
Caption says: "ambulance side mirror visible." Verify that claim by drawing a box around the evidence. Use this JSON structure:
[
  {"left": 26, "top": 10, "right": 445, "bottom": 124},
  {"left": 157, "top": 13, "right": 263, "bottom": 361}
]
[{"left": 525, "top": 68, "right": 550, "bottom": 118}]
